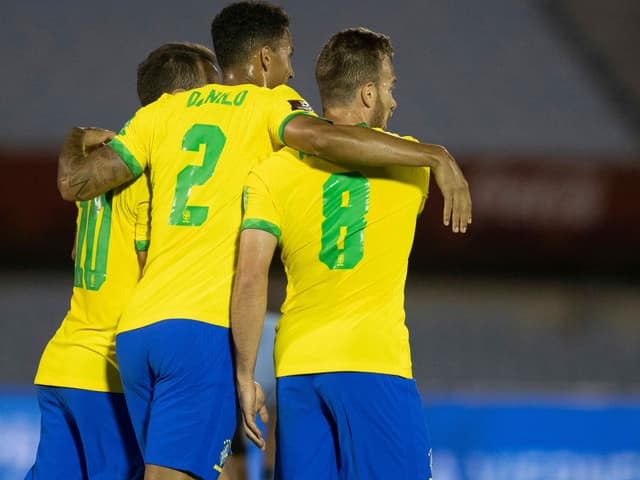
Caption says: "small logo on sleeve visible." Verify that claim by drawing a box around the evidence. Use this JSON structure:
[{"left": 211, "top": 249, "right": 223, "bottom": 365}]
[
  {"left": 118, "top": 119, "right": 132, "bottom": 136},
  {"left": 242, "top": 186, "right": 250, "bottom": 212},
  {"left": 288, "top": 99, "right": 314, "bottom": 112}
]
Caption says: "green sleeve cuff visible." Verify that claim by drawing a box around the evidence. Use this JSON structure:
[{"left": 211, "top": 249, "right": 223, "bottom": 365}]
[
  {"left": 277, "top": 111, "right": 315, "bottom": 146},
  {"left": 107, "top": 137, "right": 143, "bottom": 178},
  {"left": 135, "top": 240, "right": 150, "bottom": 252},
  {"left": 241, "top": 218, "right": 281, "bottom": 240}
]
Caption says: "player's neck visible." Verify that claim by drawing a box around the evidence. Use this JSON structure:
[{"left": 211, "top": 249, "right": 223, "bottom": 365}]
[
  {"left": 323, "top": 106, "right": 372, "bottom": 128},
  {"left": 222, "top": 65, "right": 267, "bottom": 87}
]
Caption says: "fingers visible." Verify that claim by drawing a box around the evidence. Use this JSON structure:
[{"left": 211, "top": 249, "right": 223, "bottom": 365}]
[
  {"left": 258, "top": 403, "right": 269, "bottom": 424},
  {"left": 461, "top": 179, "right": 472, "bottom": 231},
  {"left": 238, "top": 381, "right": 268, "bottom": 450},
  {"left": 253, "top": 381, "right": 269, "bottom": 424},
  {"left": 442, "top": 192, "right": 452, "bottom": 228},
  {"left": 463, "top": 188, "right": 472, "bottom": 230},
  {"left": 451, "top": 191, "right": 461, "bottom": 233},
  {"left": 242, "top": 414, "right": 266, "bottom": 450},
  {"left": 436, "top": 149, "right": 472, "bottom": 233},
  {"left": 81, "top": 127, "right": 116, "bottom": 151},
  {"left": 449, "top": 188, "right": 472, "bottom": 233}
]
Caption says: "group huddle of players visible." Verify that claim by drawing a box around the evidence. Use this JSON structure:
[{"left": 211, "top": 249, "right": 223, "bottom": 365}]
[{"left": 28, "top": 2, "right": 471, "bottom": 480}]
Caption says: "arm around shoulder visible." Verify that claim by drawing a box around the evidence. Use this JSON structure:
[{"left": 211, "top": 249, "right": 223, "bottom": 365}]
[
  {"left": 282, "top": 116, "right": 472, "bottom": 232},
  {"left": 282, "top": 114, "right": 449, "bottom": 168},
  {"left": 58, "top": 127, "right": 134, "bottom": 201}
]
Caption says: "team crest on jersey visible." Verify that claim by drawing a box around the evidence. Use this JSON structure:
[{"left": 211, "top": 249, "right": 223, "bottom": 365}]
[{"left": 288, "top": 99, "right": 313, "bottom": 112}]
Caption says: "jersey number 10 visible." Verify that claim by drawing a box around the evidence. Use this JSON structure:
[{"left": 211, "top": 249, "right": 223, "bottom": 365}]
[{"left": 74, "top": 193, "right": 112, "bottom": 291}]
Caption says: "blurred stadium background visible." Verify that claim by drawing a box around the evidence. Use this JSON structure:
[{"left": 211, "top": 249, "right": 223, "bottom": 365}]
[{"left": 1, "top": 0, "right": 639, "bottom": 478}]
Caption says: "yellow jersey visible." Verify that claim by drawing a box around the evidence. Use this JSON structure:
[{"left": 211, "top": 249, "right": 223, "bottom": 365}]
[
  {"left": 242, "top": 134, "right": 429, "bottom": 379},
  {"left": 34, "top": 175, "right": 150, "bottom": 392},
  {"left": 107, "top": 83, "right": 314, "bottom": 332}
]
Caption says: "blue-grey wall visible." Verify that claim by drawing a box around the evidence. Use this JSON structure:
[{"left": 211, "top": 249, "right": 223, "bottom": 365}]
[{"left": 1, "top": 0, "right": 637, "bottom": 154}]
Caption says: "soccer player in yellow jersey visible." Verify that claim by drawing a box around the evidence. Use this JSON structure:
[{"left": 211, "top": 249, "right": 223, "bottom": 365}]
[
  {"left": 25, "top": 43, "right": 219, "bottom": 480},
  {"left": 232, "top": 28, "right": 447, "bottom": 479},
  {"left": 56, "top": 3, "right": 470, "bottom": 480}
]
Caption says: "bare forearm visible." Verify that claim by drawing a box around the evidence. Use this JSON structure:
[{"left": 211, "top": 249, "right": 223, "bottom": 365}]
[
  {"left": 284, "top": 117, "right": 447, "bottom": 168},
  {"left": 284, "top": 116, "right": 472, "bottom": 232},
  {"left": 318, "top": 125, "right": 448, "bottom": 168},
  {"left": 58, "top": 127, "right": 134, "bottom": 201},
  {"left": 136, "top": 250, "right": 147, "bottom": 278},
  {"left": 231, "top": 229, "right": 278, "bottom": 382},
  {"left": 231, "top": 273, "right": 269, "bottom": 384}
]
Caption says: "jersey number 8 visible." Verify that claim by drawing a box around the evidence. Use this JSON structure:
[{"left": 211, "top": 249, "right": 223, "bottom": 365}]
[{"left": 320, "top": 172, "right": 369, "bottom": 270}]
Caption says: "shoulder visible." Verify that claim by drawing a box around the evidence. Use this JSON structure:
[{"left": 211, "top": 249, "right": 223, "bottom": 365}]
[
  {"left": 113, "top": 172, "right": 150, "bottom": 205},
  {"left": 255, "top": 147, "right": 300, "bottom": 175},
  {"left": 373, "top": 127, "right": 419, "bottom": 144},
  {"left": 271, "top": 84, "right": 303, "bottom": 98},
  {"left": 369, "top": 128, "right": 429, "bottom": 186},
  {"left": 269, "top": 85, "right": 314, "bottom": 111},
  {"left": 124, "top": 93, "right": 173, "bottom": 129}
]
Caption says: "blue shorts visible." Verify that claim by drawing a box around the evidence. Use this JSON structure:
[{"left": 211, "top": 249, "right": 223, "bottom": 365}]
[
  {"left": 116, "top": 320, "right": 237, "bottom": 480},
  {"left": 25, "top": 386, "right": 143, "bottom": 480},
  {"left": 276, "top": 372, "right": 432, "bottom": 480}
]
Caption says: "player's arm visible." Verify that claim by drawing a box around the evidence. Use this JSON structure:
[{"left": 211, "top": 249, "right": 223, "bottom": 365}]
[
  {"left": 136, "top": 251, "right": 147, "bottom": 277},
  {"left": 231, "top": 228, "right": 277, "bottom": 450},
  {"left": 283, "top": 115, "right": 472, "bottom": 233},
  {"left": 58, "top": 127, "right": 134, "bottom": 201},
  {"left": 134, "top": 189, "right": 151, "bottom": 279},
  {"left": 70, "top": 236, "right": 77, "bottom": 262}
]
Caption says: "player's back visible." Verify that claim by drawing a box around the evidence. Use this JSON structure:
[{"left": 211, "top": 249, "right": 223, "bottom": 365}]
[
  {"left": 109, "top": 83, "right": 312, "bottom": 333},
  {"left": 243, "top": 141, "right": 429, "bottom": 379},
  {"left": 35, "top": 175, "right": 149, "bottom": 392}
]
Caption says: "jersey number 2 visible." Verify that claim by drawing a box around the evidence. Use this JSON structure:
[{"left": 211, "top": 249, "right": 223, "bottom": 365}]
[
  {"left": 74, "top": 193, "right": 112, "bottom": 291},
  {"left": 320, "top": 172, "right": 369, "bottom": 270},
  {"left": 169, "top": 124, "right": 226, "bottom": 226}
]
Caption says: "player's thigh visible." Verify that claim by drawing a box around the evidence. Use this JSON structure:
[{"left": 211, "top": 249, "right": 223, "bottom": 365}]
[
  {"left": 318, "top": 373, "right": 432, "bottom": 480},
  {"left": 62, "top": 388, "right": 144, "bottom": 480},
  {"left": 275, "top": 375, "right": 338, "bottom": 480},
  {"left": 141, "top": 320, "right": 237, "bottom": 480},
  {"left": 25, "top": 386, "right": 84, "bottom": 480},
  {"left": 116, "top": 326, "right": 156, "bottom": 456}
]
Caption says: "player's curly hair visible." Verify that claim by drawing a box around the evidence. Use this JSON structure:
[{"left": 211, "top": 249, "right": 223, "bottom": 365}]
[
  {"left": 316, "top": 28, "right": 393, "bottom": 108},
  {"left": 211, "top": 1, "right": 289, "bottom": 70},
  {"left": 137, "top": 42, "right": 217, "bottom": 106}
]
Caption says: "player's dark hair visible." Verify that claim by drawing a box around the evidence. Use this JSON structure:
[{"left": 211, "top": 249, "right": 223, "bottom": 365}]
[
  {"left": 211, "top": 1, "right": 289, "bottom": 70},
  {"left": 137, "top": 42, "right": 217, "bottom": 106},
  {"left": 316, "top": 28, "right": 393, "bottom": 108}
]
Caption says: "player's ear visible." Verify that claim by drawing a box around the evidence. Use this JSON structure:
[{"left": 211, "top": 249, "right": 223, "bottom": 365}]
[
  {"left": 360, "top": 82, "right": 376, "bottom": 109},
  {"left": 259, "top": 45, "right": 272, "bottom": 72}
]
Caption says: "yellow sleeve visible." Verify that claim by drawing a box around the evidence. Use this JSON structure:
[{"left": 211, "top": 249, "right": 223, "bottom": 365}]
[
  {"left": 134, "top": 183, "right": 151, "bottom": 252},
  {"left": 106, "top": 100, "right": 163, "bottom": 178},
  {"left": 119, "top": 174, "right": 151, "bottom": 252},
  {"left": 241, "top": 170, "right": 281, "bottom": 241},
  {"left": 268, "top": 85, "right": 317, "bottom": 148}
]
